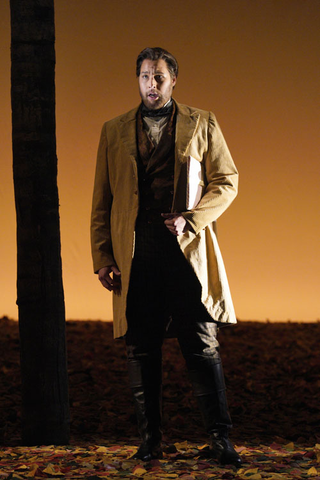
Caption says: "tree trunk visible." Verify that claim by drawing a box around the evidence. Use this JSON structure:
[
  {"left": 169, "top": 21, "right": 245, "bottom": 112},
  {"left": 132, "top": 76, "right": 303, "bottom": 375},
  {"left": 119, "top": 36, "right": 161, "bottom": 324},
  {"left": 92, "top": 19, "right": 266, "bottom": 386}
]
[{"left": 10, "top": 0, "right": 70, "bottom": 445}]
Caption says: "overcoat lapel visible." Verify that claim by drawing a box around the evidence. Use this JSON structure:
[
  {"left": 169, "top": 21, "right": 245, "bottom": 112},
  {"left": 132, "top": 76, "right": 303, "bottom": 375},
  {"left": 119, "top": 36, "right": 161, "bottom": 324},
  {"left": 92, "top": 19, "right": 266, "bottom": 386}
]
[
  {"left": 117, "top": 102, "right": 200, "bottom": 163},
  {"left": 117, "top": 102, "right": 201, "bottom": 210},
  {"left": 118, "top": 107, "right": 139, "bottom": 162},
  {"left": 175, "top": 103, "right": 200, "bottom": 159},
  {"left": 173, "top": 102, "right": 200, "bottom": 211}
]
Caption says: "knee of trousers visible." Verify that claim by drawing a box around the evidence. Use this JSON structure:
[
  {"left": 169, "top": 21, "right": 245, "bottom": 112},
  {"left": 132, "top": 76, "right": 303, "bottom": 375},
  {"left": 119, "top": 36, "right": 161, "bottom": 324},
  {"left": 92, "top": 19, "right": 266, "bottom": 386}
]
[
  {"left": 183, "top": 348, "right": 222, "bottom": 373},
  {"left": 187, "top": 360, "right": 227, "bottom": 396},
  {"left": 178, "top": 322, "right": 221, "bottom": 363},
  {"left": 127, "top": 355, "right": 162, "bottom": 389}
]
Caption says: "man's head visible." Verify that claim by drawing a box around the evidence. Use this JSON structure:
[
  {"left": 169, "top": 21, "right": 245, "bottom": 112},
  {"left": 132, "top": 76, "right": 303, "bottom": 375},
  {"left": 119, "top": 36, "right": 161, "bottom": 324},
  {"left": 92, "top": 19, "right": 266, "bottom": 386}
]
[
  {"left": 136, "top": 47, "right": 179, "bottom": 79},
  {"left": 136, "top": 47, "right": 178, "bottom": 110}
]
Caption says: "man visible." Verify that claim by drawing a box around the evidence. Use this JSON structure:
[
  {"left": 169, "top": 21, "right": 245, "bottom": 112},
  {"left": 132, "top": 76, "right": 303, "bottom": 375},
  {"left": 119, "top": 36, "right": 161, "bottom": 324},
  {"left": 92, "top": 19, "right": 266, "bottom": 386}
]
[{"left": 91, "top": 47, "right": 241, "bottom": 467}]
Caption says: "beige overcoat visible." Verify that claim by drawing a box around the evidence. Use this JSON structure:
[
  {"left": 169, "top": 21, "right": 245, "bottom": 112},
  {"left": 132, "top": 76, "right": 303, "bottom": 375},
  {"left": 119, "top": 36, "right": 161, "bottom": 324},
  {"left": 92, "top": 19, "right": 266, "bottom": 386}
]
[{"left": 91, "top": 101, "right": 238, "bottom": 338}]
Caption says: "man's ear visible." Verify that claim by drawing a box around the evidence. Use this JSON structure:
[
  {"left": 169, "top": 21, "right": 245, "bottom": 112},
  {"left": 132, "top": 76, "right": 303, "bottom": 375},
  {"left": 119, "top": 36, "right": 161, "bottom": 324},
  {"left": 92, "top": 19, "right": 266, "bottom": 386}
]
[{"left": 172, "top": 76, "right": 177, "bottom": 88}]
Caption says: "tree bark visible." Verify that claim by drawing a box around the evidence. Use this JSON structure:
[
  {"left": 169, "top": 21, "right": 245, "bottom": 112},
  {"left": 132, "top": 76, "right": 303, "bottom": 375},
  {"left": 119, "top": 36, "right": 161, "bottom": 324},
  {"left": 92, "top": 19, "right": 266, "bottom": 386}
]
[{"left": 10, "top": 0, "right": 70, "bottom": 445}]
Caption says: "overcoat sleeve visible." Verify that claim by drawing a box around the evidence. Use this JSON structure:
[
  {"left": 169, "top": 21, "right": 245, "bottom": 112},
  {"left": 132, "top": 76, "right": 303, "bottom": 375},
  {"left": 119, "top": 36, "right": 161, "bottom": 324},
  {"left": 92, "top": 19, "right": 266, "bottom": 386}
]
[
  {"left": 182, "top": 112, "right": 238, "bottom": 234},
  {"left": 90, "top": 123, "right": 116, "bottom": 273}
]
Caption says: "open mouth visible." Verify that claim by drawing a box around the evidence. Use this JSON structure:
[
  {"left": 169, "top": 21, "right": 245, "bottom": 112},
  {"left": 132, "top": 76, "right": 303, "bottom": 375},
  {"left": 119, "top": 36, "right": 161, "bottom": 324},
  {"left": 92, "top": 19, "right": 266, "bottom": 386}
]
[{"left": 148, "top": 93, "right": 159, "bottom": 100}]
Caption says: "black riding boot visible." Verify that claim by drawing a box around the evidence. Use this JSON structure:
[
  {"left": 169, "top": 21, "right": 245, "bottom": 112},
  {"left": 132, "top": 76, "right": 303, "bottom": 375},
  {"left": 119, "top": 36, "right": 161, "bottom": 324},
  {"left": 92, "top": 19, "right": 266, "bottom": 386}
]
[
  {"left": 127, "top": 351, "right": 163, "bottom": 461},
  {"left": 188, "top": 359, "right": 242, "bottom": 467}
]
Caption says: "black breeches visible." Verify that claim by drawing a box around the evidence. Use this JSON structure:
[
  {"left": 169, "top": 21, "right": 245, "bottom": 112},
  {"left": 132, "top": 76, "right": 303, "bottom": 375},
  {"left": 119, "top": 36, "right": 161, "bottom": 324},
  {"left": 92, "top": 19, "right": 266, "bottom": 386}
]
[
  {"left": 125, "top": 219, "right": 232, "bottom": 435},
  {"left": 125, "top": 218, "right": 221, "bottom": 372}
]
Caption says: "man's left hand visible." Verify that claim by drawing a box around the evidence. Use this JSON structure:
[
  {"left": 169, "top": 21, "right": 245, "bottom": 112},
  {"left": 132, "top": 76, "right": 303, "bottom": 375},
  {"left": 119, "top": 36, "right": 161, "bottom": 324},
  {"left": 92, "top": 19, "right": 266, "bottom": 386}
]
[{"left": 161, "top": 213, "right": 190, "bottom": 236}]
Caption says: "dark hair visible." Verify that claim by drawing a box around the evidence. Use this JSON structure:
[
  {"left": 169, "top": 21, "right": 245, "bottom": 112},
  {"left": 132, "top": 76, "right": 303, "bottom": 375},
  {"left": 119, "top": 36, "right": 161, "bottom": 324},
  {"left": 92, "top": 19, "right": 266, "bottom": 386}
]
[{"left": 136, "top": 47, "right": 179, "bottom": 78}]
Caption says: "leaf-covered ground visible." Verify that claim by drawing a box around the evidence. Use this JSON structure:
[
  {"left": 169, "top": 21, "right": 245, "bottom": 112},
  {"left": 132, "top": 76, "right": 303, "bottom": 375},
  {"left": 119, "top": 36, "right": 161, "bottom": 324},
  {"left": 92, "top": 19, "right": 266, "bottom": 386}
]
[{"left": 0, "top": 317, "right": 320, "bottom": 479}]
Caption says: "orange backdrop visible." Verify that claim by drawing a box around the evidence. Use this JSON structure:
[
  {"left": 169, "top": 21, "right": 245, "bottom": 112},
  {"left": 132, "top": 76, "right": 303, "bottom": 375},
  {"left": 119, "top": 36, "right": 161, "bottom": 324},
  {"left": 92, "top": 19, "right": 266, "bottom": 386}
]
[{"left": 1, "top": 0, "right": 319, "bottom": 321}]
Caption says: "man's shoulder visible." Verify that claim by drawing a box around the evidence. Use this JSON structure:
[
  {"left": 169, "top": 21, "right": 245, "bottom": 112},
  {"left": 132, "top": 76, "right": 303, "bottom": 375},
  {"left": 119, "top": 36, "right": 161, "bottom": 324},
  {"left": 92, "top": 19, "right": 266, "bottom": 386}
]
[
  {"left": 175, "top": 101, "right": 215, "bottom": 122},
  {"left": 103, "top": 106, "right": 139, "bottom": 129}
]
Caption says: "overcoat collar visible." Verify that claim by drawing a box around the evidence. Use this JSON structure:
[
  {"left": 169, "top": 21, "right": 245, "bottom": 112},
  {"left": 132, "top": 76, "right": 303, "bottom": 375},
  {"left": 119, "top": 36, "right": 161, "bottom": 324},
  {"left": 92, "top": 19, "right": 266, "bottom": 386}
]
[
  {"left": 174, "top": 102, "right": 200, "bottom": 159},
  {"left": 118, "top": 100, "right": 200, "bottom": 162},
  {"left": 118, "top": 106, "right": 139, "bottom": 160}
]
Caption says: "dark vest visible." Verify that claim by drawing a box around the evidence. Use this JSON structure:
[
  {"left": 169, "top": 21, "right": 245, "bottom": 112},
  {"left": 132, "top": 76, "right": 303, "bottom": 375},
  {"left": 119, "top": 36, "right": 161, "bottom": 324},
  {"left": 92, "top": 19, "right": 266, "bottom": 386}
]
[{"left": 136, "top": 104, "right": 176, "bottom": 222}]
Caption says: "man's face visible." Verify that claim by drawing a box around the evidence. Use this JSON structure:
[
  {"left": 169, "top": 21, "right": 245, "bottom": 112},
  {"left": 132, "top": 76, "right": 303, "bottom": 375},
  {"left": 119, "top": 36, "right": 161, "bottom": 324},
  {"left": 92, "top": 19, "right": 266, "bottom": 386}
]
[{"left": 138, "top": 59, "right": 176, "bottom": 110}]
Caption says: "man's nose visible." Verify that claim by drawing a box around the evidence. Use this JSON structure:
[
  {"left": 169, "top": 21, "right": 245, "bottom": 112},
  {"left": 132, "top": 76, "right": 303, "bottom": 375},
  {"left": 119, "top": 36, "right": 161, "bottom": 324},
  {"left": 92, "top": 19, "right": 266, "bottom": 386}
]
[{"left": 148, "top": 76, "right": 156, "bottom": 88}]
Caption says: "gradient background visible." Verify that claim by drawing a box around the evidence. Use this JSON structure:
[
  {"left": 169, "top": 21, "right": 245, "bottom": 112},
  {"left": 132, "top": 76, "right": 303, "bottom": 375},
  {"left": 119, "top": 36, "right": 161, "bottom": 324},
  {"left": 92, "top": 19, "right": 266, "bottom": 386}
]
[{"left": 1, "top": 0, "right": 319, "bottom": 322}]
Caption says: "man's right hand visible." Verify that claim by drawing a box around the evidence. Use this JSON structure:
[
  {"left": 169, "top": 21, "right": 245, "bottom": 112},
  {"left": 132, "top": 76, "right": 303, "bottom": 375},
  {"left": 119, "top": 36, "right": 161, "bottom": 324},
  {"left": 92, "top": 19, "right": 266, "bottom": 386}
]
[{"left": 98, "top": 265, "right": 121, "bottom": 292}]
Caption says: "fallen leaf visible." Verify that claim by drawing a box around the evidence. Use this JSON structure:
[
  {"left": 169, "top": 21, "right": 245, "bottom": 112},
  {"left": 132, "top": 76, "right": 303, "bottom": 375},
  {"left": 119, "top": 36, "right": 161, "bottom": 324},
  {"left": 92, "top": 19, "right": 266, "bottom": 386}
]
[
  {"left": 42, "top": 463, "right": 64, "bottom": 475},
  {"left": 308, "top": 467, "right": 318, "bottom": 476},
  {"left": 133, "top": 465, "right": 147, "bottom": 476},
  {"left": 284, "top": 442, "right": 295, "bottom": 450}
]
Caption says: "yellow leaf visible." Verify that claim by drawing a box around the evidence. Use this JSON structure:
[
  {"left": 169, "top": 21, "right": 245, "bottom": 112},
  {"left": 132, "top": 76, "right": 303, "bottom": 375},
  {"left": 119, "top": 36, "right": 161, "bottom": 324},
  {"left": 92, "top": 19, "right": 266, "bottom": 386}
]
[
  {"left": 247, "top": 475, "right": 262, "bottom": 480},
  {"left": 174, "top": 441, "right": 189, "bottom": 450},
  {"left": 96, "top": 446, "right": 109, "bottom": 453},
  {"left": 316, "top": 452, "right": 320, "bottom": 463},
  {"left": 43, "top": 463, "right": 63, "bottom": 476},
  {"left": 24, "top": 456, "right": 38, "bottom": 463},
  {"left": 244, "top": 468, "right": 259, "bottom": 474},
  {"left": 133, "top": 466, "right": 147, "bottom": 476},
  {"left": 285, "top": 442, "right": 295, "bottom": 450},
  {"left": 26, "top": 465, "right": 39, "bottom": 477},
  {"left": 161, "top": 476, "right": 178, "bottom": 479},
  {"left": 266, "top": 474, "right": 287, "bottom": 479},
  {"left": 308, "top": 467, "right": 318, "bottom": 476}
]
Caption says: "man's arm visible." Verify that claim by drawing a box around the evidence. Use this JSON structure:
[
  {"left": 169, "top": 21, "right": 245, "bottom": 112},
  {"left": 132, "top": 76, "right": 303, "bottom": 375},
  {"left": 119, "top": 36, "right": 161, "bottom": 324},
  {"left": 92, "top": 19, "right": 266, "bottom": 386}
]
[
  {"left": 91, "top": 123, "right": 117, "bottom": 273},
  {"left": 181, "top": 112, "right": 238, "bottom": 234}
]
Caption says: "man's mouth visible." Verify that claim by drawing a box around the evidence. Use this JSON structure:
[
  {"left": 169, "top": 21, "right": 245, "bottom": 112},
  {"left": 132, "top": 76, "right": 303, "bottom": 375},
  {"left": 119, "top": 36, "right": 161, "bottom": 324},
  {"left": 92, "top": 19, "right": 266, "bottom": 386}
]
[{"left": 148, "top": 93, "right": 159, "bottom": 100}]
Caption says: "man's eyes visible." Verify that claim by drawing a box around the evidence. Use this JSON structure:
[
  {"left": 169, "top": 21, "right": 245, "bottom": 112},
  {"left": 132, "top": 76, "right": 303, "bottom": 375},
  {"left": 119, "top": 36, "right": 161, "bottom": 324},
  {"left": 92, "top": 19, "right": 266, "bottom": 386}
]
[{"left": 141, "top": 74, "right": 164, "bottom": 81}]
